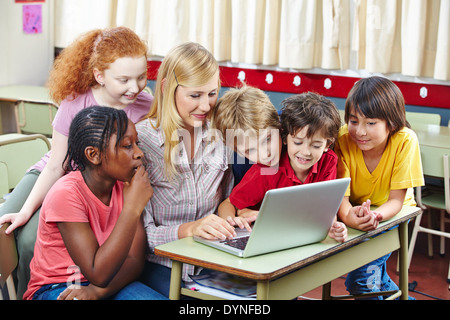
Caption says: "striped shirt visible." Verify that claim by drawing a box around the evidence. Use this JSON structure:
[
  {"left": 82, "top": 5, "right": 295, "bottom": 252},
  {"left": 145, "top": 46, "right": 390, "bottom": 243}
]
[{"left": 136, "top": 119, "right": 234, "bottom": 280}]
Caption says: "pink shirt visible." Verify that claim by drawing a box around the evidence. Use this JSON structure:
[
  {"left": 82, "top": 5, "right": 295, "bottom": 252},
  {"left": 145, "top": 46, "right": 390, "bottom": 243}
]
[
  {"left": 30, "top": 89, "right": 152, "bottom": 172},
  {"left": 23, "top": 170, "right": 124, "bottom": 300},
  {"left": 229, "top": 150, "right": 338, "bottom": 210}
]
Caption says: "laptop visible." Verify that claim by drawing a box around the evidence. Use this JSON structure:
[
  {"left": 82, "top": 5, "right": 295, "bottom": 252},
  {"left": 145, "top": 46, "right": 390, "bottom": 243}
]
[{"left": 194, "top": 177, "right": 350, "bottom": 258}]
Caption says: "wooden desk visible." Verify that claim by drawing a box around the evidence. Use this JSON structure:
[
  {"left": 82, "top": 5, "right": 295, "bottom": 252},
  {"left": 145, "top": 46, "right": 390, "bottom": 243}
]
[
  {"left": 0, "top": 85, "right": 53, "bottom": 104},
  {"left": 411, "top": 124, "right": 450, "bottom": 179},
  {"left": 155, "top": 206, "right": 421, "bottom": 300},
  {"left": 0, "top": 85, "right": 57, "bottom": 135},
  {"left": 411, "top": 124, "right": 450, "bottom": 149}
]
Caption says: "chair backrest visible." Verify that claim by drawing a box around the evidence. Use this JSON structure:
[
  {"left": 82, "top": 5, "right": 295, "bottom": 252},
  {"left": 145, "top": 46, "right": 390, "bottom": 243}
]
[
  {"left": 420, "top": 145, "right": 449, "bottom": 178},
  {"left": 0, "top": 162, "right": 8, "bottom": 197},
  {"left": 419, "top": 145, "right": 450, "bottom": 212},
  {"left": 14, "top": 101, "right": 58, "bottom": 136},
  {"left": 338, "top": 109, "right": 345, "bottom": 126},
  {"left": 0, "top": 133, "right": 51, "bottom": 194},
  {"left": 445, "top": 154, "right": 450, "bottom": 213},
  {"left": 406, "top": 111, "right": 441, "bottom": 127}
]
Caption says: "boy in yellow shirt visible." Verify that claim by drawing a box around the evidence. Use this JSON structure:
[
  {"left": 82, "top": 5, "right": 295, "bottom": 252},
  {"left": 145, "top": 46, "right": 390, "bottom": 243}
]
[{"left": 335, "top": 76, "right": 424, "bottom": 299}]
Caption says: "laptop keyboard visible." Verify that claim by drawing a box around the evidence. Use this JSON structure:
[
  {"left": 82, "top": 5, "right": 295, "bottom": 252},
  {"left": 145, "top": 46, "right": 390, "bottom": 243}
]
[{"left": 221, "top": 236, "right": 249, "bottom": 250}]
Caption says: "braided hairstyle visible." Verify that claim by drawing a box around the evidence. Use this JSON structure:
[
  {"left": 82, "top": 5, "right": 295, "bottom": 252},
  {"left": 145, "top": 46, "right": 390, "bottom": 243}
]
[{"left": 65, "top": 106, "right": 129, "bottom": 172}]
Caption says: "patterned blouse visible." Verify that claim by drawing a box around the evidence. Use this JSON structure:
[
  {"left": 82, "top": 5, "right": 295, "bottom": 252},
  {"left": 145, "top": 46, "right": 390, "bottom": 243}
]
[{"left": 136, "top": 119, "right": 234, "bottom": 280}]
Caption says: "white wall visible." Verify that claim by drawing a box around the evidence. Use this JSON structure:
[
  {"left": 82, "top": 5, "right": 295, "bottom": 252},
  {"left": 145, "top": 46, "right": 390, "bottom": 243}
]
[{"left": 0, "top": 0, "right": 54, "bottom": 86}]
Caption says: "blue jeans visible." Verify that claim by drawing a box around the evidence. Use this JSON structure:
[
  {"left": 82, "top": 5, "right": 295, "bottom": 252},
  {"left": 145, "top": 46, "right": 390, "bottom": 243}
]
[
  {"left": 139, "top": 261, "right": 178, "bottom": 298},
  {"left": 32, "top": 281, "right": 167, "bottom": 300},
  {"left": 345, "top": 253, "right": 413, "bottom": 300},
  {"left": 139, "top": 261, "right": 208, "bottom": 299}
]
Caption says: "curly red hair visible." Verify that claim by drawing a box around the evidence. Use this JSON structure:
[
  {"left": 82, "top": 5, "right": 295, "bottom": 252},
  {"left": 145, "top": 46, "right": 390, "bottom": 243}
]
[{"left": 47, "top": 26, "right": 148, "bottom": 104}]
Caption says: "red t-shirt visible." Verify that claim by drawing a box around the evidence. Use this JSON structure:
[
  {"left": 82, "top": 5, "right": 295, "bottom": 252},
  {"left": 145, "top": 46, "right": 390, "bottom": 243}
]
[
  {"left": 23, "top": 171, "right": 124, "bottom": 300},
  {"left": 229, "top": 150, "right": 337, "bottom": 210}
]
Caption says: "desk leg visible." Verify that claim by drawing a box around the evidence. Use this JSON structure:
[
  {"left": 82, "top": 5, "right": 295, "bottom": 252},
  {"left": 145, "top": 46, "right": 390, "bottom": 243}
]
[
  {"left": 399, "top": 222, "right": 408, "bottom": 300},
  {"left": 322, "top": 282, "right": 331, "bottom": 300},
  {"left": 256, "top": 280, "right": 269, "bottom": 300},
  {"left": 169, "top": 261, "right": 182, "bottom": 300}
]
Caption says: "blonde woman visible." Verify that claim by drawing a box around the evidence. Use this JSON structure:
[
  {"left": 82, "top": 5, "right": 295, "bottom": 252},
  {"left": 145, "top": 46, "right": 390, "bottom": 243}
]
[{"left": 136, "top": 42, "right": 235, "bottom": 297}]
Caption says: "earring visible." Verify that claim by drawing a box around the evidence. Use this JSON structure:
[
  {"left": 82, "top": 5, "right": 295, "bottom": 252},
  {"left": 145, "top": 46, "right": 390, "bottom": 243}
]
[{"left": 100, "top": 83, "right": 105, "bottom": 87}]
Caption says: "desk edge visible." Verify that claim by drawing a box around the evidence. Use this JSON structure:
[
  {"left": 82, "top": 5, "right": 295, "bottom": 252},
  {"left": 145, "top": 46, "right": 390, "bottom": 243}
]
[{"left": 154, "top": 206, "right": 422, "bottom": 281}]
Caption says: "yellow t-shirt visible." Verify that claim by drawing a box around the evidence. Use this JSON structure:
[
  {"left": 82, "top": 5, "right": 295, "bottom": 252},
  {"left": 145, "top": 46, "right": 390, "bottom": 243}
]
[{"left": 335, "top": 125, "right": 424, "bottom": 207}]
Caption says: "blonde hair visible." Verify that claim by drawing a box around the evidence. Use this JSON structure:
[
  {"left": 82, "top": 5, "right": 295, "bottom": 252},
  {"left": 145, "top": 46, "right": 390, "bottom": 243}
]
[
  {"left": 146, "top": 42, "right": 220, "bottom": 179},
  {"left": 47, "top": 26, "right": 148, "bottom": 104},
  {"left": 212, "top": 85, "right": 280, "bottom": 145}
]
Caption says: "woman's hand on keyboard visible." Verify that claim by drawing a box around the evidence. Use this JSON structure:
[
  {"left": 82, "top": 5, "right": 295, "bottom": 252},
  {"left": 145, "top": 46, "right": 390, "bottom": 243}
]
[{"left": 187, "top": 214, "right": 237, "bottom": 240}]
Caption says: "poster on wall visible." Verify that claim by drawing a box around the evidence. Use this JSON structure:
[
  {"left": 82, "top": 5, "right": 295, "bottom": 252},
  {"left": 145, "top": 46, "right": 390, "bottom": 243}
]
[{"left": 22, "top": 4, "right": 42, "bottom": 34}]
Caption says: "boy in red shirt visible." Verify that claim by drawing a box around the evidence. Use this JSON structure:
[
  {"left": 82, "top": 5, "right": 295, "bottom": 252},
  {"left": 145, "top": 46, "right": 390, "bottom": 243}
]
[{"left": 215, "top": 88, "right": 347, "bottom": 242}]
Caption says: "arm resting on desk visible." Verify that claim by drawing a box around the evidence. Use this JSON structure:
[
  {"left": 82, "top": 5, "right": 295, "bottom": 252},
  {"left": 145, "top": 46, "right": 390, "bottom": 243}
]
[{"left": 338, "top": 189, "right": 406, "bottom": 231}]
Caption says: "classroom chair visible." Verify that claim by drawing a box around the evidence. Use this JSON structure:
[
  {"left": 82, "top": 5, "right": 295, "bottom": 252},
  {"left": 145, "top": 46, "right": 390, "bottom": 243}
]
[
  {"left": 338, "top": 109, "right": 345, "bottom": 126},
  {"left": 0, "top": 223, "right": 18, "bottom": 300},
  {"left": 406, "top": 111, "right": 441, "bottom": 127},
  {"left": 14, "top": 101, "right": 58, "bottom": 137},
  {"left": 407, "top": 146, "right": 450, "bottom": 285},
  {"left": 0, "top": 133, "right": 51, "bottom": 196},
  {"left": 143, "top": 86, "right": 153, "bottom": 95},
  {"left": 0, "top": 134, "right": 51, "bottom": 300},
  {"left": 0, "top": 162, "right": 8, "bottom": 197}
]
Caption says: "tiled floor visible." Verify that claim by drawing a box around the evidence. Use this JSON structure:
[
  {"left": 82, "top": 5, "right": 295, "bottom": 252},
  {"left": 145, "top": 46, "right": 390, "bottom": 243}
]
[
  {"left": 300, "top": 212, "right": 450, "bottom": 300},
  {"left": 397, "top": 233, "right": 450, "bottom": 300}
]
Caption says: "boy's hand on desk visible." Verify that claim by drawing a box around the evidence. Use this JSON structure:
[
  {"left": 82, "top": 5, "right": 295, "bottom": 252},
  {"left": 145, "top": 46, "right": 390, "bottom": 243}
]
[
  {"left": 356, "top": 199, "right": 371, "bottom": 217},
  {"left": 328, "top": 221, "right": 347, "bottom": 242},
  {"left": 373, "top": 211, "right": 383, "bottom": 221},
  {"left": 352, "top": 209, "right": 380, "bottom": 231},
  {"left": 349, "top": 199, "right": 381, "bottom": 231}
]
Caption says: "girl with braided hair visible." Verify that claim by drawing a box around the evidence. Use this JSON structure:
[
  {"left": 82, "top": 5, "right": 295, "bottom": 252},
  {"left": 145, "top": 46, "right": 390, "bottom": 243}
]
[
  {"left": 23, "top": 106, "right": 166, "bottom": 300},
  {"left": 0, "top": 26, "right": 151, "bottom": 298}
]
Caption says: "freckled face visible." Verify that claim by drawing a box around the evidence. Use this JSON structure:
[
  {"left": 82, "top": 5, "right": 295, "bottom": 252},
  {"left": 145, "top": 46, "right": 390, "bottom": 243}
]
[{"left": 99, "top": 56, "right": 148, "bottom": 108}]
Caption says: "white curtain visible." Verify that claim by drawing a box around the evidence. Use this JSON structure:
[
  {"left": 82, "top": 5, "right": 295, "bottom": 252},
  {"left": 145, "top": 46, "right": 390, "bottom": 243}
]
[
  {"left": 353, "top": 0, "right": 401, "bottom": 73},
  {"left": 229, "top": 0, "right": 280, "bottom": 65},
  {"left": 353, "top": 0, "right": 450, "bottom": 80},
  {"left": 54, "top": 0, "right": 116, "bottom": 48},
  {"left": 435, "top": 0, "right": 450, "bottom": 80},
  {"left": 53, "top": 0, "right": 450, "bottom": 81}
]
